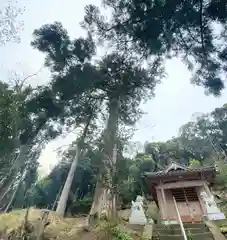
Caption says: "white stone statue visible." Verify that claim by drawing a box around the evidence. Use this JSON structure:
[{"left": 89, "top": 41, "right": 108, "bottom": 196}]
[
  {"left": 129, "top": 195, "right": 148, "bottom": 225},
  {"left": 200, "top": 191, "right": 219, "bottom": 214},
  {"left": 200, "top": 191, "right": 226, "bottom": 220}
]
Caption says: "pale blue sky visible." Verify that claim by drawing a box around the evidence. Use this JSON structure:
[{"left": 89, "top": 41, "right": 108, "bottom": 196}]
[{"left": 1, "top": 0, "right": 227, "bottom": 174}]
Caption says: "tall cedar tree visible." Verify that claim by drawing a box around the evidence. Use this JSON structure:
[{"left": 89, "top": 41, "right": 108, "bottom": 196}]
[
  {"left": 30, "top": 22, "right": 163, "bottom": 218},
  {"left": 56, "top": 98, "right": 101, "bottom": 216},
  {"left": 30, "top": 22, "right": 101, "bottom": 216},
  {"left": 87, "top": 53, "right": 162, "bottom": 219}
]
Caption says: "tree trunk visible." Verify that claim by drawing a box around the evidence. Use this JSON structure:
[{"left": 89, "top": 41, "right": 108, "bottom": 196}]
[
  {"left": 56, "top": 112, "right": 92, "bottom": 216},
  {"left": 56, "top": 144, "right": 81, "bottom": 216},
  {"left": 85, "top": 179, "right": 102, "bottom": 227},
  {"left": 110, "top": 143, "right": 117, "bottom": 219},
  {"left": 0, "top": 144, "right": 29, "bottom": 189},
  {"left": 4, "top": 169, "right": 27, "bottom": 212},
  {"left": 0, "top": 120, "right": 47, "bottom": 191},
  {"left": 0, "top": 181, "right": 14, "bottom": 203},
  {"left": 52, "top": 185, "right": 63, "bottom": 211},
  {"left": 89, "top": 98, "right": 119, "bottom": 221}
]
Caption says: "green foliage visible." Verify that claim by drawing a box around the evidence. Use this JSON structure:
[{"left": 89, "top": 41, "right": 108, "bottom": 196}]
[
  {"left": 187, "top": 230, "right": 193, "bottom": 240},
  {"left": 83, "top": 0, "right": 227, "bottom": 95},
  {"left": 70, "top": 196, "right": 93, "bottom": 214},
  {"left": 18, "top": 102, "right": 227, "bottom": 214},
  {"left": 111, "top": 226, "right": 133, "bottom": 240},
  {"left": 0, "top": 82, "right": 30, "bottom": 155},
  {"left": 30, "top": 19, "right": 164, "bottom": 218},
  {"left": 25, "top": 144, "right": 98, "bottom": 212},
  {"left": 0, "top": 77, "right": 49, "bottom": 210},
  {"left": 144, "top": 139, "right": 194, "bottom": 170},
  {"left": 94, "top": 53, "right": 162, "bottom": 125},
  {"left": 179, "top": 106, "right": 227, "bottom": 165},
  {"left": 31, "top": 22, "right": 95, "bottom": 73},
  {"left": 99, "top": 222, "right": 134, "bottom": 240},
  {"left": 117, "top": 154, "right": 153, "bottom": 206},
  {"left": 31, "top": 22, "right": 96, "bottom": 107},
  {"left": 188, "top": 159, "right": 201, "bottom": 169},
  {"left": 3, "top": 3, "right": 227, "bottom": 217},
  {"left": 214, "top": 161, "right": 227, "bottom": 188}
]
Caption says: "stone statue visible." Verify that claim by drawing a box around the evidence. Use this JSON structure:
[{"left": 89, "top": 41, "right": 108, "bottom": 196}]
[
  {"left": 200, "top": 191, "right": 219, "bottom": 214},
  {"left": 136, "top": 195, "right": 144, "bottom": 203},
  {"left": 200, "top": 191, "right": 226, "bottom": 220},
  {"left": 129, "top": 195, "right": 148, "bottom": 225}
]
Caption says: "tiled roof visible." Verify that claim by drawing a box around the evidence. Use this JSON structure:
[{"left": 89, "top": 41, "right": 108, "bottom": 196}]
[{"left": 143, "top": 164, "right": 215, "bottom": 178}]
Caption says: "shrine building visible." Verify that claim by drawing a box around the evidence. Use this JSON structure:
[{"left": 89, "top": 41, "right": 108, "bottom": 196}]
[{"left": 143, "top": 162, "right": 225, "bottom": 224}]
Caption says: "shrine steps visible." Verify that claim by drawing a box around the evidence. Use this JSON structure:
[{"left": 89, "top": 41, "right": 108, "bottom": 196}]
[
  {"left": 155, "top": 222, "right": 207, "bottom": 231},
  {"left": 152, "top": 232, "right": 213, "bottom": 240},
  {"left": 152, "top": 222, "right": 214, "bottom": 240},
  {"left": 155, "top": 227, "right": 207, "bottom": 235}
]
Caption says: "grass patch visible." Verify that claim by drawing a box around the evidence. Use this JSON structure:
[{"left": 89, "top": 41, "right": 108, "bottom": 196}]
[
  {"left": 0, "top": 208, "right": 87, "bottom": 239},
  {"left": 0, "top": 208, "right": 143, "bottom": 240}
]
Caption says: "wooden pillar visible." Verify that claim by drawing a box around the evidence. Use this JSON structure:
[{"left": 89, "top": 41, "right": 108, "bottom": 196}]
[
  {"left": 196, "top": 186, "right": 207, "bottom": 216},
  {"left": 156, "top": 188, "right": 164, "bottom": 219},
  {"left": 203, "top": 182, "right": 212, "bottom": 197},
  {"left": 161, "top": 187, "right": 167, "bottom": 220}
]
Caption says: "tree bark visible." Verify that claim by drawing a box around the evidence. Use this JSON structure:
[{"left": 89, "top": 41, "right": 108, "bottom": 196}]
[
  {"left": 52, "top": 185, "right": 63, "bottom": 211},
  {"left": 85, "top": 180, "right": 104, "bottom": 226},
  {"left": 110, "top": 143, "right": 117, "bottom": 219},
  {"left": 56, "top": 144, "right": 81, "bottom": 216},
  {"left": 88, "top": 98, "right": 119, "bottom": 221},
  {"left": 88, "top": 180, "right": 102, "bottom": 217}
]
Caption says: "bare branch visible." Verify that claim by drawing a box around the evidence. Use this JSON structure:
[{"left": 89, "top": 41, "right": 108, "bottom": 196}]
[{"left": 8, "top": 67, "right": 44, "bottom": 90}]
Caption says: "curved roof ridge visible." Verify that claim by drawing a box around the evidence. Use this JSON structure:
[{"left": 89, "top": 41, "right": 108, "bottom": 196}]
[{"left": 163, "top": 161, "right": 188, "bottom": 173}]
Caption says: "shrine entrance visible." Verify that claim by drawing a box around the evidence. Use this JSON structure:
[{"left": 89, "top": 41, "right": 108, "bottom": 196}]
[
  {"left": 143, "top": 162, "right": 218, "bottom": 223},
  {"left": 171, "top": 187, "right": 203, "bottom": 222}
]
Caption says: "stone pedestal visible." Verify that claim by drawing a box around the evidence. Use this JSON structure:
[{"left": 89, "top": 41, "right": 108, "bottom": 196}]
[{"left": 207, "top": 212, "right": 226, "bottom": 220}]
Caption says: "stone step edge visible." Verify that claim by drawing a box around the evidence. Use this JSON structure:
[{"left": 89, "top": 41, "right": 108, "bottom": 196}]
[
  {"left": 155, "top": 224, "right": 207, "bottom": 229},
  {"left": 153, "top": 229, "right": 210, "bottom": 235},
  {"left": 153, "top": 232, "right": 213, "bottom": 237}
]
